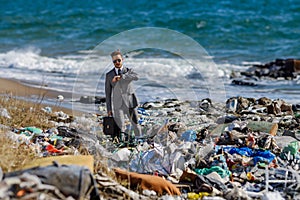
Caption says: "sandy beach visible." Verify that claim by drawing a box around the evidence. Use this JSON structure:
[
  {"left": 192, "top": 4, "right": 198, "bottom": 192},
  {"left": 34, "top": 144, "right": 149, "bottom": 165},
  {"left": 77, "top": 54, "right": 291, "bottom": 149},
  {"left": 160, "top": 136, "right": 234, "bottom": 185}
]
[
  {"left": 0, "top": 78, "right": 81, "bottom": 115},
  {"left": 0, "top": 78, "right": 73, "bottom": 99}
]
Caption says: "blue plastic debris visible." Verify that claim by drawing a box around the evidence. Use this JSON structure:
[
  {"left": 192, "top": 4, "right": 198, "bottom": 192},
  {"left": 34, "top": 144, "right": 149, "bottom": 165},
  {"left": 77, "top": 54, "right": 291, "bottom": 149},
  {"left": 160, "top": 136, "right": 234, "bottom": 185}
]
[{"left": 181, "top": 130, "right": 197, "bottom": 142}]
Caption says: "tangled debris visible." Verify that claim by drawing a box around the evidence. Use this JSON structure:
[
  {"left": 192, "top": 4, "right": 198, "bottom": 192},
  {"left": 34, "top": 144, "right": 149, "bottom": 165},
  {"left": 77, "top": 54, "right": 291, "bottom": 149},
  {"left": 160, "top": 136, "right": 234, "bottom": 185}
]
[{"left": 0, "top": 96, "right": 300, "bottom": 199}]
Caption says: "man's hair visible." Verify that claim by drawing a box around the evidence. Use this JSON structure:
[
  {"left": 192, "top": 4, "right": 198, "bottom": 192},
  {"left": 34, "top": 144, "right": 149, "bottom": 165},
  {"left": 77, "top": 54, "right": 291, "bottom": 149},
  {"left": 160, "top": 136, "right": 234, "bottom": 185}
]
[{"left": 110, "top": 50, "right": 123, "bottom": 58}]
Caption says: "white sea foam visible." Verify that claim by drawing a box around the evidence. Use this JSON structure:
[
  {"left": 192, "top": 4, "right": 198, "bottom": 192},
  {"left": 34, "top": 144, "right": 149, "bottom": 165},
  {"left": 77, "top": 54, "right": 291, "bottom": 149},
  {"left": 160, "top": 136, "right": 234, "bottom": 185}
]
[{"left": 0, "top": 48, "right": 299, "bottom": 104}]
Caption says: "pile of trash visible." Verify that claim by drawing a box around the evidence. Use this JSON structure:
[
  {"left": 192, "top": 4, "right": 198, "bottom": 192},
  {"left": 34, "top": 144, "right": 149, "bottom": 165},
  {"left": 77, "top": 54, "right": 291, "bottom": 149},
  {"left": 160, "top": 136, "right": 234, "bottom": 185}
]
[{"left": 1, "top": 96, "right": 300, "bottom": 199}]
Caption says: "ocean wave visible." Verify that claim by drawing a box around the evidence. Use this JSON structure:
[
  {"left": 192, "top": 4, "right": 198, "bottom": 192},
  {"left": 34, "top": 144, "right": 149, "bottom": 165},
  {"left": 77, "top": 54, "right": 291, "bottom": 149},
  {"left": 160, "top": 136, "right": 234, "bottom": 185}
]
[{"left": 0, "top": 48, "right": 299, "bottom": 103}]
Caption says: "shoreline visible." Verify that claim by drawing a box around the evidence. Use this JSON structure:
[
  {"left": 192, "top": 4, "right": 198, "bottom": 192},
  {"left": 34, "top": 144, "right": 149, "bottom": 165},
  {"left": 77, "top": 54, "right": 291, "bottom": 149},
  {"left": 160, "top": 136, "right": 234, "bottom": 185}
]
[
  {"left": 0, "top": 78, "right": 73, "bottom": 99},
  {"left": 0, "top": 78, "right": 83, "bottom": 115}
]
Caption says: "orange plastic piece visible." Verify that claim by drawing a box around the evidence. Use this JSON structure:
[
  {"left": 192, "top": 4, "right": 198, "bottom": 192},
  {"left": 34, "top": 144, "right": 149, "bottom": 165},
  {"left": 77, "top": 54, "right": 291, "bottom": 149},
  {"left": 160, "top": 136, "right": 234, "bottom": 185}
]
[{"left": 46, "top": 144, "right": 62, "bottom": 153}]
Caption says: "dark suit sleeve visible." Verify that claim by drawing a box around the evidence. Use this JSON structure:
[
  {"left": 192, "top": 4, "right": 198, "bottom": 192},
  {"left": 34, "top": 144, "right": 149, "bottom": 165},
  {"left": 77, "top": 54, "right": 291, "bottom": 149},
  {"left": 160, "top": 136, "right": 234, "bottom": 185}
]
[{"left": 105, "top": 73, "right": 112, "bottom": 112}]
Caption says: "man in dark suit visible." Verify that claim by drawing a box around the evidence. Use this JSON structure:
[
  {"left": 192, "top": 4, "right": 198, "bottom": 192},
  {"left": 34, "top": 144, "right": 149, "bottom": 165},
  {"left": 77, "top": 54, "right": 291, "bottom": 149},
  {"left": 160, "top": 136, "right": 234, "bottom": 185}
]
[{"left": 105, "top": 50, "right": 141, "bottom": 136}]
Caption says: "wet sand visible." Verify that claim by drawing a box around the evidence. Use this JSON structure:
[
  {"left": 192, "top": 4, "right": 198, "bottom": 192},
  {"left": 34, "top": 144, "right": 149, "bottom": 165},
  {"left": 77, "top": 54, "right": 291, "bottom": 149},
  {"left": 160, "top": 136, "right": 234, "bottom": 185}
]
[
  {"left": 0, "top": 78, "right": 81, "bottom": 115},
  {"left": 0, "top": 78, "right": 72, "bottom": 99}
]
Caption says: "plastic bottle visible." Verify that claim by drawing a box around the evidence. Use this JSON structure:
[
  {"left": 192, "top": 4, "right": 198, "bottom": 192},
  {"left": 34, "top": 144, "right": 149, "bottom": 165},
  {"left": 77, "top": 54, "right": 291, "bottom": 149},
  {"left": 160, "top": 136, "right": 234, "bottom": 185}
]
[
  {"left": 120, "top": 132, "right": 125, "bottom": 142},
  {"left": 131, "top": 130, "right": 135, "bottom": 140}
]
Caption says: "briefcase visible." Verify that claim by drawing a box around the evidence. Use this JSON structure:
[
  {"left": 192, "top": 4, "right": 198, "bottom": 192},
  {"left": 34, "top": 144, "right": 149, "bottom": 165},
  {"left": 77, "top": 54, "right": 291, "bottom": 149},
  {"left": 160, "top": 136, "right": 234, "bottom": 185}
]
[{"left": 103, "top": 116, "right": 120, "bottom": 138}]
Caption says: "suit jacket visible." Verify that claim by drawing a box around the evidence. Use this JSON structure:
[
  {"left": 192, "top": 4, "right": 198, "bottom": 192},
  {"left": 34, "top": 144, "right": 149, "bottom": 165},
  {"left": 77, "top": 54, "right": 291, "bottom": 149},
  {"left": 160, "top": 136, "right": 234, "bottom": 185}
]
[{"left": 105, "top": 67, "right": 139, "bottom": 112}]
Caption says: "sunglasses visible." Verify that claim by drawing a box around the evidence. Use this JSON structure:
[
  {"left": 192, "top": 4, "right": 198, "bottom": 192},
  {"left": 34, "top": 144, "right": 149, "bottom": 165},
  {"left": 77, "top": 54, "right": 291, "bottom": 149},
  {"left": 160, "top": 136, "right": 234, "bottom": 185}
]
[{"left": 113, "top": 59, "right": 121, "bottom": 63}]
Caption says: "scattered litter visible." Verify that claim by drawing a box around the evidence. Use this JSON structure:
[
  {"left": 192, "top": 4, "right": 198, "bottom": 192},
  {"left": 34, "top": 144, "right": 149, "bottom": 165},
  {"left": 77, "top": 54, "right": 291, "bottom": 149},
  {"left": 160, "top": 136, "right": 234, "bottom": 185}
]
[{"left": 1, "top": 97, "right": 300, "bottom": 199}]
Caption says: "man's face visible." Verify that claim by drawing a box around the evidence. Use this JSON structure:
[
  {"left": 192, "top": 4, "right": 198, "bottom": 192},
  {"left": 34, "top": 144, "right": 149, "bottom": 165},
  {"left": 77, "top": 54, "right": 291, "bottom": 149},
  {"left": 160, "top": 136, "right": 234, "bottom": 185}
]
[{"left": 112, "top": 55, "right": 123, "bottom": 68}]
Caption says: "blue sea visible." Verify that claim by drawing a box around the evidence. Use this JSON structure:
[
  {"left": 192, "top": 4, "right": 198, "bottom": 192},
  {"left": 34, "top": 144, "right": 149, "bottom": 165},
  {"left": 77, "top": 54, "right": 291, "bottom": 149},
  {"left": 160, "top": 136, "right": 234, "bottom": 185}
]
[{"left": 0, "top": 0, "right": 299, "bottom": 111}]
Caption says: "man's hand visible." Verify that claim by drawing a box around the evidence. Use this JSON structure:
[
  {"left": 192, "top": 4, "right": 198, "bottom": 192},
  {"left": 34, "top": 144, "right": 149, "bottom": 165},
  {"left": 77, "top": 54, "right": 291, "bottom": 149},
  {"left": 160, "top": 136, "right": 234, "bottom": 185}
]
[
  {"left": 107, "top": 111, "right": 113, "bottom": 117},
  {"left": 112, "top": 75, "right": 121, "bottom": 83}
]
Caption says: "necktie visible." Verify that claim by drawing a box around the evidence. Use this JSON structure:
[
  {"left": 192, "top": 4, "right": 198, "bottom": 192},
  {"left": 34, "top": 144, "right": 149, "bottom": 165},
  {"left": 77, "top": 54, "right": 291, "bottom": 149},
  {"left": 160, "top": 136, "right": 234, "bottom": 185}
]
[{"left": 118, "top": 69, "right": 122, "bottom": 75}]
